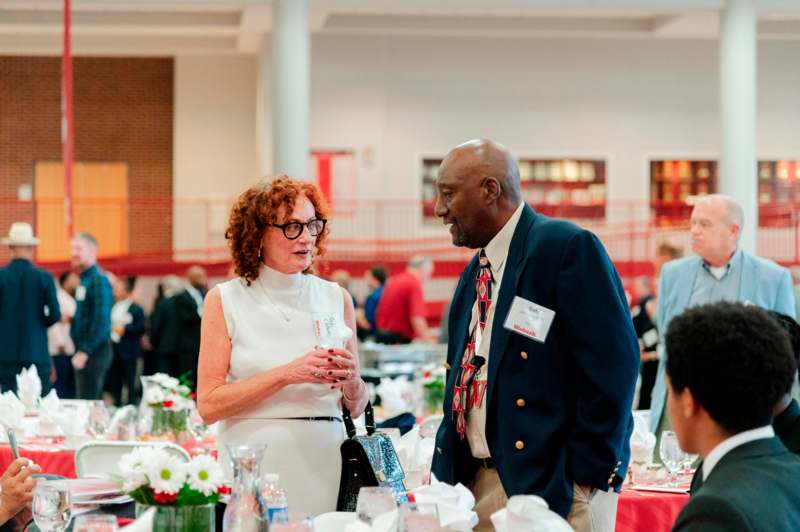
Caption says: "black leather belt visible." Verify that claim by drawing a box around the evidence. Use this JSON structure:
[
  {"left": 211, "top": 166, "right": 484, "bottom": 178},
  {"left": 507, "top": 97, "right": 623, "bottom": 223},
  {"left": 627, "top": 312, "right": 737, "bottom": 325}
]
[
  {"left": 479, "top": 457, "right": 496, "bottom": 469},
  {"left": 283, "top": 416, "right": 343, "bottom": 423}
]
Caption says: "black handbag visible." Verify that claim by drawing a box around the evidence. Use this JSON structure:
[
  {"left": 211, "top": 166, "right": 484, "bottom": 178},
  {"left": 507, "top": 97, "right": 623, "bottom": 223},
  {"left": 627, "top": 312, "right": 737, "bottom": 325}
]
[{"left": 336, "top": 402, "right": 409, "bottom": 511}]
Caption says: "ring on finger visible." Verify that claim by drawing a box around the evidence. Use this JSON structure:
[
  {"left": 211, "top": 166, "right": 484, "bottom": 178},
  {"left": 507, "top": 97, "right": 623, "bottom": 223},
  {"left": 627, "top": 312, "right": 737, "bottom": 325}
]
[
  {"left": 345, "top": 369, "right": 352, "bottom": 379},
  {"left": 313, "top": 369, "right": 322, "bottom": 378}
]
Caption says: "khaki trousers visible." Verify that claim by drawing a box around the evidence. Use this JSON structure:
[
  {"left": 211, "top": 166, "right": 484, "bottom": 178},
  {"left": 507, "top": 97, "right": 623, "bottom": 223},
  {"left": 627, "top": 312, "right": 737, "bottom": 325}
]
[{"left": 468, "top": 468, "right": 618, "bottom": 532}]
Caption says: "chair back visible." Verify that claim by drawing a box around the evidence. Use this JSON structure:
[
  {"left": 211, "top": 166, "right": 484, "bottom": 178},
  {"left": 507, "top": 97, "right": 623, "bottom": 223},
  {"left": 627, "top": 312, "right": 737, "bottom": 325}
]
[{"left": 74, "top": 441, "right": 191, "bottom": 478}]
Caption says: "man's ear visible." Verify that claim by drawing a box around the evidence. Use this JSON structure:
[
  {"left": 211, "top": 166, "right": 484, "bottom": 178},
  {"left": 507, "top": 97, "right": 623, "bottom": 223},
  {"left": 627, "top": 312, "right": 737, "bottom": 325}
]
[
  {"left": 682, "top": 387, "right": 701, "bottom": 419},
  {"left": 482, "top": 177, "right": 502, "bottom": 204}
]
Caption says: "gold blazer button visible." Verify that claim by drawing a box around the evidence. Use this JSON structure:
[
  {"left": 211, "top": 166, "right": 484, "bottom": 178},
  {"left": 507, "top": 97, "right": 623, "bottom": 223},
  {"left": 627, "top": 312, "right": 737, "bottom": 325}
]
[
  {"left": 516, "top": 398, "right": 526, "bottom": 407},
  {"left": 515, "top": 440, "right": 525, "bottom": 450},
  {"left": 520, "top": 351, "right": 528, "bottom": 360}
]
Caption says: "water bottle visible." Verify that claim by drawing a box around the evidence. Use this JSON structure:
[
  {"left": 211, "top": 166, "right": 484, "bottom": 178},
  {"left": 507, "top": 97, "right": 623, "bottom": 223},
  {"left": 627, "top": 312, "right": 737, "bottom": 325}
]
[{"left": 260, "top": 473, "right": 289, "bottom": 524}]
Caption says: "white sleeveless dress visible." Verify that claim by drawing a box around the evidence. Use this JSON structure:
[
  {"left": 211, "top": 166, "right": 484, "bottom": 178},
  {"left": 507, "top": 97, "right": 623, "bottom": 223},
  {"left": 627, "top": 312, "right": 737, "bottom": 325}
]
[{"left": 217, "top": 264, "right": 346, "bottom": 517}]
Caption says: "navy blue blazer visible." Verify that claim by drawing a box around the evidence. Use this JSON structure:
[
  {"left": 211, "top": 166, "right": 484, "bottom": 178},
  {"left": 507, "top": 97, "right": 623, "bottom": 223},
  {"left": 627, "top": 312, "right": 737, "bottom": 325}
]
[
  {"left": 0, "top": 258, "right": 61, "bottom": 366},
  {"left": 115, "top": 302, "right": 145, "bottom": 362},
  {"left": 431, "top": 205, "right": 639, "bottom": 518}
]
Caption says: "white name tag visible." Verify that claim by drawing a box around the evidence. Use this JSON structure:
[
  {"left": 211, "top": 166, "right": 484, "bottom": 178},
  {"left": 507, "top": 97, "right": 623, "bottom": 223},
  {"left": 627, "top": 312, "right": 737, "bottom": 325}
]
[
  {"left": 642, "top": 328, "right": 659, "bottom": 350},
  {"left": 503, "top": 296, "right": 555, "bottom": 343},
  {"left": 75, "top": 285, "right": 86, "bottom": 302},
  {"left": 312, "top": 312, "right": 339, "bottom": 348}
]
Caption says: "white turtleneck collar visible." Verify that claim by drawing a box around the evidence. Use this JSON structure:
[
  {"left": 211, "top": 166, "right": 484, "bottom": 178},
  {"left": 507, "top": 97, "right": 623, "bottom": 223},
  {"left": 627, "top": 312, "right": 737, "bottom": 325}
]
[{"left": 259, "top": 262, "right": 305, "bottom": 292}]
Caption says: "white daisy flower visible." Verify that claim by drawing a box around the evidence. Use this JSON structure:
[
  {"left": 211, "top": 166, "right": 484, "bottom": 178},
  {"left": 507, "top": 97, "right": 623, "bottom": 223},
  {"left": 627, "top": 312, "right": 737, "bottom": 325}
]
[
  {"left": 145, "top": 386, "right": 165, "bottom": 405},
  {"left": 186, "top": 455, "right": 223, "bottom": 496},
  {"left": 119, "top": 447, "right": 158, "bottom": 492},
  {"left": 145, "top": 453, "right": 187, "bottom": 495},
  {"left": 177, "top": 385, "right": 191, "bottom": 396}
]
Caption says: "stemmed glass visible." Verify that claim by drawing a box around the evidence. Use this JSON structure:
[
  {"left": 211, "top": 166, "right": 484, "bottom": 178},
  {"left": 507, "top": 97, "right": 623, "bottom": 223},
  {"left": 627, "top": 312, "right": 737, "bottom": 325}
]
[
  {"left": 32, "top": 480, "right": 72, "bottom": 532},
  {"left": 659, "top": 431, "right": 684, "bottom": 487},
  {"left": 355, "top": 487, "right": 397, "bottom": 526}
]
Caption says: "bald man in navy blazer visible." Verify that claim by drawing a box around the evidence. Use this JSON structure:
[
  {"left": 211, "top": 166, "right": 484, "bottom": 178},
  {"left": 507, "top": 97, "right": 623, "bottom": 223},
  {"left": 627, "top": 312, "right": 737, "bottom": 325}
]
[{"left": 431, "top": 140, "right": 639, "bottom": 532}]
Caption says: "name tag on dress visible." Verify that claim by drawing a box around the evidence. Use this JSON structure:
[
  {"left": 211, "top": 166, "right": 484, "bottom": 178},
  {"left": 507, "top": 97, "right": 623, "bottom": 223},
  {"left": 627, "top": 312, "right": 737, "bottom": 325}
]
[
  {"left": 312, "top": 312, "right": 339, "bottom": 348},
  {"left": 503, "top": 296, "right": 555, "bottom": 343},
  {"left": 75, "top": 285, "right": 86, "bottom": 301}
]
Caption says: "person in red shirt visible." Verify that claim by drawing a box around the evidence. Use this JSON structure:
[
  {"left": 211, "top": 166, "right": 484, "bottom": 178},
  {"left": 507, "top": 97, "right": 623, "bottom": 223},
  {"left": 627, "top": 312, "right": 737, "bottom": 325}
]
[{"left": 375, "top": 256, "right": 433, "bottom": 344}]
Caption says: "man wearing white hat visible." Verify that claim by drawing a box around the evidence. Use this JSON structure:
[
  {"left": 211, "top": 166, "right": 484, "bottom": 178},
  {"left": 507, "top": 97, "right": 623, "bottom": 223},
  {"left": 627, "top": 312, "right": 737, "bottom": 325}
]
[{"left": 0, "top": 222, "right": 61, "bottom": 394}]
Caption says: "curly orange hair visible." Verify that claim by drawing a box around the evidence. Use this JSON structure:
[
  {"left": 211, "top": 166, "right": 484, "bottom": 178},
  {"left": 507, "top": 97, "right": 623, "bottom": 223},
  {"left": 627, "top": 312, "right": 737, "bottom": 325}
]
[{"left": 226, "top": 176, "right": 330, "bottom": 285}]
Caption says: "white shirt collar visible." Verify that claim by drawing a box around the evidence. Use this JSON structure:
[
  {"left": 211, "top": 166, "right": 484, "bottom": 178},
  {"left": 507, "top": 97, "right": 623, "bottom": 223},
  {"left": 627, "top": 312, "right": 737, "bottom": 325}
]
[
  {"left": 702, "top": 425, "right": 774, "bottom": 481},
  {"left": 482, "top": 202, "right": 525, "bottom": 275}
]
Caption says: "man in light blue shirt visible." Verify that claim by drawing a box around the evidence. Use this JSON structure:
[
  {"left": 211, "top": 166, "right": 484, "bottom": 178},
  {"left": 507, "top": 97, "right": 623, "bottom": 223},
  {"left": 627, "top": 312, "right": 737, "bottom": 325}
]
[{"left": 650, "top": 194, "right": 795, "bottom": 437}]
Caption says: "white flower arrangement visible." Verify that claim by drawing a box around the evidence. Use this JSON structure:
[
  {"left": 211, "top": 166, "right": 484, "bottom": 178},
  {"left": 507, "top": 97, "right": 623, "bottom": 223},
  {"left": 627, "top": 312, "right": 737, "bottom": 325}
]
[{"left": 119, "top": 447, "right": 227, "bottom": 506}]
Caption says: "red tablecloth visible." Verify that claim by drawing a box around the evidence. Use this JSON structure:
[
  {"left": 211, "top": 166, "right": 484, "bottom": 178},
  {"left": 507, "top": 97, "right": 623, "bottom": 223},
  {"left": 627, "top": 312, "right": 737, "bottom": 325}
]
[
  {"left": 0, "top": 438, "right": 217, "bottom": 479},
  {"left": 616, "top": 489, "right": 689, "bottom": 532},
  {"left": 0, "top": 444, "right": 77, "bottom": 478}
]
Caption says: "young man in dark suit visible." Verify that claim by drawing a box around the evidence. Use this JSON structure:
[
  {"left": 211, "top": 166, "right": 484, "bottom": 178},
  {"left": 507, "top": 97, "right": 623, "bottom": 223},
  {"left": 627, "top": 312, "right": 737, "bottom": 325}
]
[
  {"left": 0, "top": 222, "right": 60, "bottom": 393},
  {"left": 174, "top": 265, "right": 207, "bottom": 388},
  {"left": 667, "top": 302, "right": 800, "bottom": 531},
  {"left": 768, "top": 311, "right": 800, "bottom": 455},
  {"left": 105, "top": 275, "right": 146, "bottom": 405},
  {"left": 430, "top": 139, "right": 639, "bottom": 531}
]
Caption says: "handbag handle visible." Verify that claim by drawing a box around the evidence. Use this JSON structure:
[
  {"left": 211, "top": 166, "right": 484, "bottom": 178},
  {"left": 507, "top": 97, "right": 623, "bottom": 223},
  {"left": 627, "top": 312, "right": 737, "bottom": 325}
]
[{"left": 342, "top": 402, "right": 376, "bottom": 439}]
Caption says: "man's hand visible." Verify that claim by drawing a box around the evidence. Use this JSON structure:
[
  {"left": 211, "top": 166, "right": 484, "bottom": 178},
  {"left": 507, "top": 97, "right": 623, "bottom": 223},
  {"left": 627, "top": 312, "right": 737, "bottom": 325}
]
[
  {"left": 71, "top": 351, "right": 89, "bottom": 370},
  {"left": 0, "top": 458, "right": 40, "bottom": 525}
]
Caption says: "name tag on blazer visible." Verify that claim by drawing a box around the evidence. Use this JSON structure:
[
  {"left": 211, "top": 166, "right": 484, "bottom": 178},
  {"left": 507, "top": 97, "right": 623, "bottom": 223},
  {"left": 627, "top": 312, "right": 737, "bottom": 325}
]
[
  {"left": 503, "top": 296, "right": 555, "bottom": 343},
  {"left": 75, "top": 285, "right": 87, "bottom": 301}
]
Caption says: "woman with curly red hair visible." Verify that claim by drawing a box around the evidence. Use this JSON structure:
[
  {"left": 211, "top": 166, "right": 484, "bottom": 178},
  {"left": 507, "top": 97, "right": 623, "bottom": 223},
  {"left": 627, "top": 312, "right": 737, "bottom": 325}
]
[{"left": 196, "top": 176, "right": 368, "bottom": 516}]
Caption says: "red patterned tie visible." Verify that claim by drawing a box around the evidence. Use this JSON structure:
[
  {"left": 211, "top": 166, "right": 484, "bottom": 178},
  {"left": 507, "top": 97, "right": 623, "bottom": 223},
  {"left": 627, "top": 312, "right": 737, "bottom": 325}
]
[{"left": 453, "top": 249, "right": 493, "bottom": 440}]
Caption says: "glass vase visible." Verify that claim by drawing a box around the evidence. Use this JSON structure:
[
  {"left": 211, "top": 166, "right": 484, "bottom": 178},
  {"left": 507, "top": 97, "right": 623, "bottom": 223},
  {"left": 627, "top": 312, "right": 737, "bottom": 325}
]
[
  {"left": 135, "top": 503, "right": 215, "bottom": 532},
  {"left": 222, "top": 443, "right": 270, "bottom": 532}
]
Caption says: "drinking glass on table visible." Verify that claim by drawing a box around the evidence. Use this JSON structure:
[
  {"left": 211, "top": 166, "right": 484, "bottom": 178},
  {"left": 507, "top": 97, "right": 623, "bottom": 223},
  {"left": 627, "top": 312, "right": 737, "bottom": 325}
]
[
  {"left": 73, "top": 513, "right": 118, "bottom": 532},
  {"left": 356, "top": 486, "right": 397, "bottom": 525},
  {"left": 659, "top": 431, "right": 684, "bottom": 486},
  {"left": 32, "top": 479, "right": 72, "bottom": 532},
  {"left": 399, "top": 502, "right": 440, "bottom": 532},
  {"left": 88, "top": 401, "right": 110, "bottom": 439}
]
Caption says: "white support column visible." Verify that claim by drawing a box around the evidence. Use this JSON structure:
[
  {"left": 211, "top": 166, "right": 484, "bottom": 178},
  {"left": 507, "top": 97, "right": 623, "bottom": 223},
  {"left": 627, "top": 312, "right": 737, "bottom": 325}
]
[
  {"left": 270, "top": 0, "right": 310, "bottom": 179},
  {"left": 719, "top": 0, "right": 757, "bottom": 253}
]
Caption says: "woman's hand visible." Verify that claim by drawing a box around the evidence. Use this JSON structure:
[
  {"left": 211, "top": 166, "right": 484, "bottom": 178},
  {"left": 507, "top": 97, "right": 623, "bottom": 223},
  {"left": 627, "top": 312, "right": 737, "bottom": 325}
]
[
  {"left": 282, "top": 348, "right": 354, "bottom": 386},
  {"left": 0, "top": 458, "right": 39, "bottom": 525}
]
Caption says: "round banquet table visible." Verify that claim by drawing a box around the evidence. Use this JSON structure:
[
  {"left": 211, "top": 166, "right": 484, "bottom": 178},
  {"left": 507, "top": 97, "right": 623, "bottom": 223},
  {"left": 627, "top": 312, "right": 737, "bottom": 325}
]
[{"left": 616, "top": 489, "right": 689, "bottom": 532}]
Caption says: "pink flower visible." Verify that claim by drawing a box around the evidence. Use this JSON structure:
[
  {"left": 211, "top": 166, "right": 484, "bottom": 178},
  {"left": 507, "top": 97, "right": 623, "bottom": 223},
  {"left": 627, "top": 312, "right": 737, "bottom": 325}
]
[{"left": 163, "top": 400, "right": 174, "bottom": 408}]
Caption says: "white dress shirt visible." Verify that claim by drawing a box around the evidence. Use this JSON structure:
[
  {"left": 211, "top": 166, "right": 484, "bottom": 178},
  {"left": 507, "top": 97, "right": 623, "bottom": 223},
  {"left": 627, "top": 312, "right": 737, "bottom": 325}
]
[
  {"left": 466, "top": 202, "right": 525, "bottom": 459},
  {"left": 701, "top": 425, "right": 774, "bottom": 481}
]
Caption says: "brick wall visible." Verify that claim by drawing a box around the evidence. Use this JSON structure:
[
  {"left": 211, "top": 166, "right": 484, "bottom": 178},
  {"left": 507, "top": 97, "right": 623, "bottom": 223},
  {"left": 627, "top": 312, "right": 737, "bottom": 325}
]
[{"left": 0, "top": 56, "right": 173, "bottom": 263}]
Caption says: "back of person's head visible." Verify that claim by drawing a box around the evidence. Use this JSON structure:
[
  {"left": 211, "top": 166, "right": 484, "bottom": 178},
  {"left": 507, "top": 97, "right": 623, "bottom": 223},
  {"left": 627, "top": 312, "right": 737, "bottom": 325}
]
[
  {"left": 58, "top": 271, "right": 72, "bottom": 287},
  {"left": 125, "top": 275, "right": 137, "bottom": 295},
  {"left": 408, "top": 255, "right": 433, "bottom": 278},
  {"left": 767, "top": 311, "right": 800, "bottom": 385},
  {"left": 656, "top": 240, "right": 683, "bottom": 260},
  {"left": 666, "top": 302, "right": 796, "bottom": 434},
  {"left": 369, "top": 265, "right": 387, "bottom": 285}
]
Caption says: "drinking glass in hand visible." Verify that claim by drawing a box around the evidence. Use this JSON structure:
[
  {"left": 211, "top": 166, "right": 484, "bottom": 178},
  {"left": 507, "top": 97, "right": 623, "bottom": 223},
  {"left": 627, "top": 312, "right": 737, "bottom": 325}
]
[
  {"left": 659, "top": 431, "right": 683, "bottom": 486},
  {"left": 356, "top": 487, "right": 397, "bottom": 525},
  {"left": 399, "top": 502, "right": 440, "bottom": 532},
  {"left": 32, "top": 480, "right": 72, "bottom": 532}
]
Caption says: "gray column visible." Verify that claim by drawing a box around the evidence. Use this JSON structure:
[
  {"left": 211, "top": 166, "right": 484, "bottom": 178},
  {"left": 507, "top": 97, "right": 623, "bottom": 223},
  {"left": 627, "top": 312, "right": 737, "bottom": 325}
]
[
  {"left": 719, "top": 0, "right": 757, "bottom": 252},
  {"left": 271, "top": 0, "right": 310, "bottom": 179}
]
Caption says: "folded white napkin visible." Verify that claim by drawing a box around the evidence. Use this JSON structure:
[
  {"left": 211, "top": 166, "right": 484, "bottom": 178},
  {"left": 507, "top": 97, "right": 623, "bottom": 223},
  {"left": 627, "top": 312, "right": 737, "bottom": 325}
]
[
  {"left": 491, "top": 495, "right": 572, "bottom": 532},
  {"left": 38, "top": 389, "right": 62, "bottom": 436},
  {"left": 57, "top": 403, "right": 90, "bottom": 437},
  {"left": 375, "top": 377, "right": 417, "bottom": 418},
  {"left": 0, "top": 391, "right": 25, "bottom": 433},
  {"left": 395, "top": 426, "right": 436, "bottom": 482},
  {"left": 630, "top": 411, "right": 656, "bottom": 465},
  {"left": 412, "top": 476, "right": 479, "bottom": 531},
  {"left": 16, "top": 365, "right": 42, "bottom": 409}
]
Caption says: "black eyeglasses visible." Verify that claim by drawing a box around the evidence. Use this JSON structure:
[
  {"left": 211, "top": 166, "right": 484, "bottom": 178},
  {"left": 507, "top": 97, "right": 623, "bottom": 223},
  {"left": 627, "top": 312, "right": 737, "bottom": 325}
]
[{"left": 269, "top": 218, "right": 327, "bottom": 240}]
